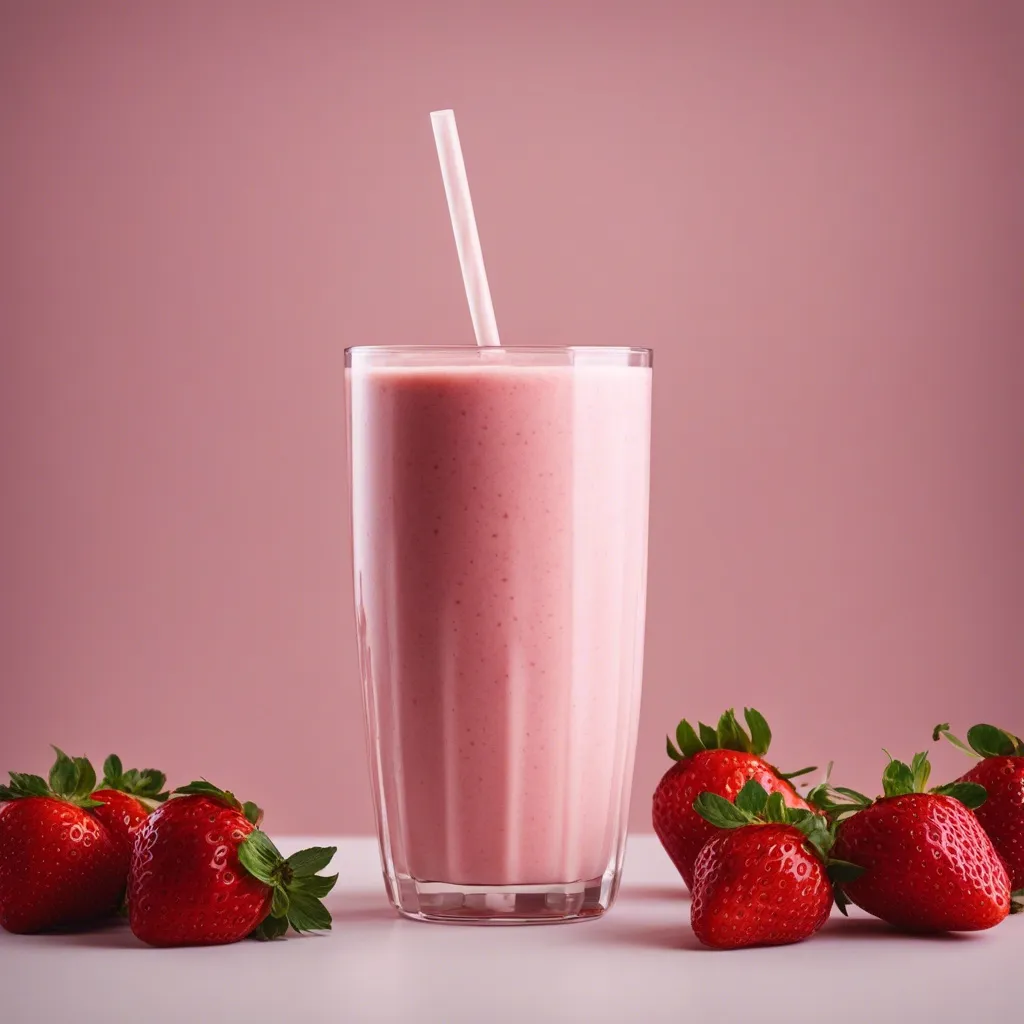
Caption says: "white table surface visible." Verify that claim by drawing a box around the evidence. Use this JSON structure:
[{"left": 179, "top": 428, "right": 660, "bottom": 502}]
[{"left": 1, "top": 835, "right": 1018, "bottom": 1023}]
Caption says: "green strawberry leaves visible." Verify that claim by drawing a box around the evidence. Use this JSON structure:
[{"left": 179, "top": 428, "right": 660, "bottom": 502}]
[
  {"left": 694, "top": 780, "right": 837, "bottom": 860},
  {"left": 931, "top": 782, "right": 987, "bottom": 809},
  {"left": 933, "top": 722, "right": 1023, "bottom": 759},
  {"left": 692, "top": 792, "right": 752, "bottom": 828},
  {"left": 238, "top": 831, "right": 338, "bottom": 940},
  {"left": 100, "top": 755, "right": 169, "bottom": 802},
  {"left": 0, "top": 748, "right": 103, "bottom": 808},
  {"left": 173, "top": 780, "right": 264, "bottom": 826},
  {"left": 880, "top": 752, "right": 988, "bottom": 809},
  {"left": 1011, "top": 890, "right": 1024, "bottom": 916},
  {"left": 806, "top": 763, "right": 872, "bottom": 819},
  {"left": 666, "top": 708, "right": 799, "bottom": 764}
]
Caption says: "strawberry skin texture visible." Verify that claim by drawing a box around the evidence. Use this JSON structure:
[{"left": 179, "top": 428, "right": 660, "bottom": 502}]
[
  {"left": 834, "top": 793, "right": 1010, "bottom": 931},
  {"left": 0, "top": 797, "right": 125, "bottom": 933},
  {"left": 89, "top": 789, "right": 150, "bottom": 868},
  {"left": 690, "top": 824, "right": 832, "bottom": 949},
  {"left": 652, "top": 750, "right": 810, "bottom": 890},
  {"left": 955, "top": 757, "right": 1024, "bottom": 889},
  {"left": 129, "top": 795, "right": 272, "bottom": 947}
]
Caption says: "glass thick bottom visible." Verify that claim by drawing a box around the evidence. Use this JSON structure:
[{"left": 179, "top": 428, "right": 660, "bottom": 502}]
[{"left": 388, "top": 869, "right": 620, "bottom": 925}]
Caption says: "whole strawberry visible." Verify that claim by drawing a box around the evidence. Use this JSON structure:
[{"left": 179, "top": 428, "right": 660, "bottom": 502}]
[
  {"left": 831, "top": 752, "right": 1011, "bottom": 931},
  {"left": 934, "top": 722, "right": 1024, "bottom": 896},
  {"left": 89, "top": 754, "right": 169, "bottom": 863},
  {"left": 652, "top": 708, "right": 815, "bottom": 890},
  {"left": 0, "top": 748, "right": 125, "bottom": 933},
  {"left": 689, "top": 782, "right": 856, "bottom": 949},
  {"left": 129, "top": 780, "right": 338, "bottom": 946}
]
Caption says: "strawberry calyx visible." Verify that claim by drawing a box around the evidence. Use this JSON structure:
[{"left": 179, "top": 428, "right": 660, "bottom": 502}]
[
  {"left": 173, "top": 779, "right": 263, "bottom": 827},
  {"left": 98, "top": 755, "right": 169, "bottom": 807},
  {"left": 932, "top": 723, "right": 1023, "bottom": 760},
  {"left": 881, "top": 751, "right": 988, "bottom": 809},
  {"left": 1012, "top": 890, "right": 1024, "bottom": 916},
  {"left": 693, "top": 779, "right": 864, "bottom": 913},
  {"left": 806, "top": 762, "right": 874, "bottom": 819},
  {"left": 0, "top": 747, "right": 104, "bottom": 808},
  {"left": 809, "top": 752, "right": 988, "bottom": 820},
  {"left": 665, "top": 708, "right": 816, "bottom": 781},
  {"left": 238, "top": 833, "right": 339, "bottom": 940}
]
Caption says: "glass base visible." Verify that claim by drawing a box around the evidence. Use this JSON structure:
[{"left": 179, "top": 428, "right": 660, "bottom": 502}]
[{"left": 390, "top": 873, "right": 615, "bottom": 924}]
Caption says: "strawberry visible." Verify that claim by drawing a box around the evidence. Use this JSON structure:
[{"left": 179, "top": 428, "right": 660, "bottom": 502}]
[
  {"left": 933, "top": 722, "right": 1024, "bottom": 900},
  {"left": 688, "top": 781, "right": 855, "bottom": 949},
  {"left": 129, "top": 780, "right": 338, "bottom": 946},
  {"left": 652, "top": 708, "right": 815, "bottom": 890},
  {"left": 0, "top": 748, "right": 125, "bottom": 933},
  {"left": 89, "top": 754, "right": 169, "bottom": 863},
  {"left": 828, "top": 752, "right": 1012, "bottom": 931}
]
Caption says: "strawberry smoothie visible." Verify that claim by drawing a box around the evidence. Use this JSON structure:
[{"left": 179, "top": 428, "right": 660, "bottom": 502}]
[{"left": 347, "top": 346, "right": 651, "bottom": 921}]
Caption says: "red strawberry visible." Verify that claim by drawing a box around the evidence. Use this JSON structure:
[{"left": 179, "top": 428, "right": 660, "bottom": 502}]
[
  {"left": 830, "top": 752, "right": 1011, "bottom": 931},
  {"left": 688, "top": 782, "right": 847, "bottom": 949},
  {"left": 129, "top": 780, "right": 338, "bottom": 946},
  {"left": 933, "top": 723, "right": 1024, "bottom": 896},
  {"left": 652, "top": 708, "right": 814, "bottom": 890},
  {"left": 89, "top": 754, "right": 169, "bottom": 863},
  {"left": 0, "top": 748, "right": 125, "bottom": 933}
]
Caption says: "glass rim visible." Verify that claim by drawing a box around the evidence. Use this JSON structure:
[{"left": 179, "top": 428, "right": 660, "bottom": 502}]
[{"left": 344, "top": 345, "right": 653, "bottom": 356}]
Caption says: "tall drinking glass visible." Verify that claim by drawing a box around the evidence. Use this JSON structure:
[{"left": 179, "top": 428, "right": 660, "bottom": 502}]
[{"left": 346, "top": 345, "right": 652, "bottom": 923}]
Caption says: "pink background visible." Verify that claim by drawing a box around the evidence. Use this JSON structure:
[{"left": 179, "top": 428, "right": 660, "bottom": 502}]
[{"left": 2, "top": 1, "right": 1022, "bottom": 836}]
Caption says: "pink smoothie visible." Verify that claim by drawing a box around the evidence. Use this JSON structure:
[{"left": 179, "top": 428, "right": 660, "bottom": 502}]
[{"left": 348, "top": 355, "right": 650, "bottom": 887}]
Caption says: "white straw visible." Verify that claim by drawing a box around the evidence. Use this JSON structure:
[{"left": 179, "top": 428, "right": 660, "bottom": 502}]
[{"left": 430, "top": 109, "right": 501, "bottom": 347}]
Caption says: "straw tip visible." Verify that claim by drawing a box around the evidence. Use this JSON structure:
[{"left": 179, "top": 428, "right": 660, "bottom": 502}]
[{"left": 430, "top": 109, "right": 454, "bottom": 121}]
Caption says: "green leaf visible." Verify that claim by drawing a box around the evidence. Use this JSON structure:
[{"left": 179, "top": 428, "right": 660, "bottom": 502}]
[
  {"left": 4, "top": 773, "right": 49, "bottom": 799},
  {"left": 102, "top": 755, "right": 123, "bottom": 785},
  {"left": 734, "top": 780, "right": 769, "bottom": 816},
  {"left": 778, "top": 766, "right": 817, "bottom": 781},
  {"left": 716, "top": 710, "right": 751, "bottom": 753},
  {"left": 252, "top": 914, "right": 290, "bottom": 940},
  {"left": 698, "top": 722, "right": 720, "bottom": 750},
  {"left": 827, "top": 859, "right": 866, "bottom": 883},
  {"left": 881, "top": 758, "right": 915, "bottom": 798},
  {"left": 49, "top": 748, "right": 78, "bottom": 797},
  {"left": 932, "top": 781, "right": 987, "bottom": 810},
  {"left": 910, "top": 751, "right": 931, "bottom": 793},
  {"left": 743, "top": 708, "right": 772, "bottom": 756},
  {"left": 692, "top": 792, "right": 752, "bottom": 829},
  {"left": 138, "top": 770, "right": 168, "bottom": 797},
  {"left": 174, "top": 780, "right": 242, "bottom": 812},
  {"left": 1011, "top": 889, "right": 1024, "bottom": 915},
  {"left": 73, "top": 757, "right": 97, "bottom": 799},
  {"left": 291, "top": 873, "right": 338, "bottom": 900},
  {"left": 286, "top": 892, "right": 332, "bottom": 933},
  {"left": 764, "top": 791, "right": 788, "bottom": 823},
  {"left": 286, "top": 846, "right": 337, "bottom": 878},
  {"left": 931, "top": 724, "right": 978, "bottom": 758},
  {"left": 238, "top": 830, "right": 285, "bottom": 885},
  {"left": 242, "top": 801, "right": 263, "bottom": 826},
  {"left": 805, "top": 821, "right": 835, "bottom": 861},
  {"left": 833, "top": 885, "right": 852, "bottom": 917},
  {"left": 674, "top": 720, "right": 705, "bottom": 760},
  {"left": 966, "top": 724, "right": 1017, "bottom": 759},
  {"left": 271, "top": 886, "right": 290, "bottom": 919},
  {"left": 833, "top": 786, "right": 872, "bottom": 803},
  {"left": 665, "top": 735, "right": 681, "bottom": 762}
]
